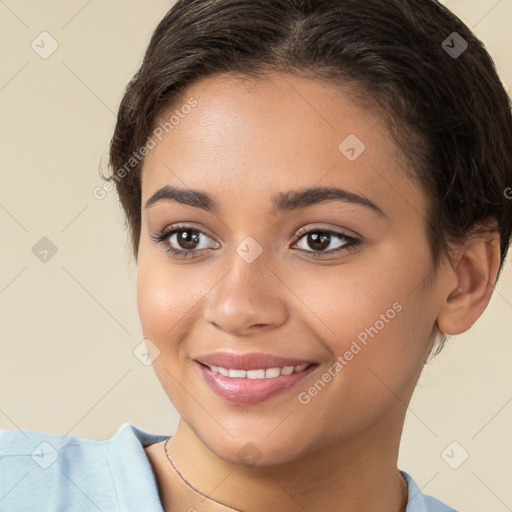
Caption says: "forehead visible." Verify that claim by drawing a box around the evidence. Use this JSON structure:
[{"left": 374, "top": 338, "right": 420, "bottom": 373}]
[{"left": 141, "top": 72, "right": 424, "bottom": 221}]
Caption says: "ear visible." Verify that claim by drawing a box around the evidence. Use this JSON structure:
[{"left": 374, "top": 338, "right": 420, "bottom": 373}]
[{"left": 436, "top": 230, "right": 501, "bottom": 336}]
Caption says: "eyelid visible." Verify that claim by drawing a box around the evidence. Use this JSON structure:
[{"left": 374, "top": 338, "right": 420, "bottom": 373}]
[
  {"left": 161, "top": 222, "right": 216, "bottom": 238},
  {"left": 293, "top": 223, "right": 360, "bottom": 240},
  {"left": 291, "top": 225, "right": 360, "bottom": 256},
  {"left": 152, "top": 222, "right": 220, "bottom": 247}
]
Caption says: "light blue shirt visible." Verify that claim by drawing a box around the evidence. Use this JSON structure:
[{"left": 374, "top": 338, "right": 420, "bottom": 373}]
[{"left": 0, "top": 423, "right": 458, "bottom": 511}]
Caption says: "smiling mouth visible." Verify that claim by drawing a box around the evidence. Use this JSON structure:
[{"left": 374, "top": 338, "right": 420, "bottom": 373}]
[
  {"left": 195, "top": 360, "right": 319, "bottom": 405},
  {"left": 196, "top": 361, "right": 316, "bottom": 379}
]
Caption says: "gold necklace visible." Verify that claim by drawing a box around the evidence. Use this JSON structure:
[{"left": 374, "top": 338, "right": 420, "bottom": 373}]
[
  {"left": 164, "top": 436, "right": 409, "bottom": 512},
  {"left": 163, "top": 436, "right": 243, "bottom": 511}
]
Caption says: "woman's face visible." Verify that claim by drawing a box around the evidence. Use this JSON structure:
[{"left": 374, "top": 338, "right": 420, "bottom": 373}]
[{"left": 137, "top": 72, "right": 452, "bottom": 465}]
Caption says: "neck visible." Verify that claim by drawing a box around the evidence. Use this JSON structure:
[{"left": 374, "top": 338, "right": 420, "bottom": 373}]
[{"left": 165, "top": 399, "right": 409, "bottom": 512}]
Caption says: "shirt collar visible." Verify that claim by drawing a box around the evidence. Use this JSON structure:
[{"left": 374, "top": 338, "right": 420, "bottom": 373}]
[{"left": 109, "top": 423, "right": 167, "bottom": 511}]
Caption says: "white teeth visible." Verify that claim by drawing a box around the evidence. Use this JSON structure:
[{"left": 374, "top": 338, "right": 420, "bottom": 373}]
[
  {"left": 228, "top": 369, "right": 246, "bottom": 378},
  {"left": 247, "top": 369, "right": 266, "bottom": 379},
  {"left": 265, "top": 367, "right": 281, "bottom": 378},
  {"left": 218, "top": 366, "right": 229, "bottom": 376},
  {"left": 207, "top": 363, "right": 311, "bottom": 379}
]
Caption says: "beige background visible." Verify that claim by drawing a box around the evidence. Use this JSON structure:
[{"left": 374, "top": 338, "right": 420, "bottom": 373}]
[{"left": 1, "top": 1, "right": 511, "bottom": 510}]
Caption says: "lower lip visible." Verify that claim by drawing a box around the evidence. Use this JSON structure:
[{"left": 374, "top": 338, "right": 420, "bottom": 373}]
[{"left": 196, "top": 362, "right": 318, "bottom": 405}]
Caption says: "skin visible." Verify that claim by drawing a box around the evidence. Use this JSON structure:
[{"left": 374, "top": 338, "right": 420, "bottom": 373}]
[{"left": 139, "top": 72, "right": 501, "bottom": 512}]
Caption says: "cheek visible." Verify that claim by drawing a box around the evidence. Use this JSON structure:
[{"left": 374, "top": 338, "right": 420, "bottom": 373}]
[
  {"left": 137, "top": 270, "right": 173, "bottom": 340},
  {"left": 136, "top": 258, "right": 201, "bottom": 408},
  {"left": 136, "top": 257, "right": 201, "bottom": 342},
  {"left": 283, "top": 250, "right": 435, "bottom": 402},
  {"left": 280, "top": 251, "right": 415, "bottom": 348}
]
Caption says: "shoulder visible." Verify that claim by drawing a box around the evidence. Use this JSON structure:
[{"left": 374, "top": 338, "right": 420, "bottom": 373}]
[
  {"left": 401, "top": 471, "right": 459, "bottom": 512},
  {"left": 0, "top": 423, "right": 167, "bottom": 512}
]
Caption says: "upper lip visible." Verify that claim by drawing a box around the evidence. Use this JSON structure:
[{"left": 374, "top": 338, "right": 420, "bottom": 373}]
[{"left": 194, "top": 351, "right": 318, "bottom": 370}]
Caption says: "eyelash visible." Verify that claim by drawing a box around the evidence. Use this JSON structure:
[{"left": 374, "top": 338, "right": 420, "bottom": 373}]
[{"left": 150, "top": 223, "right": 360, "bottom": 260}]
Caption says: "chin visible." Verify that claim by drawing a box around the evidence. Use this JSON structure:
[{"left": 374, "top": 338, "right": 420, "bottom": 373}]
[{"left": 200, "top": 431, "right": 302, "bottom": 468}]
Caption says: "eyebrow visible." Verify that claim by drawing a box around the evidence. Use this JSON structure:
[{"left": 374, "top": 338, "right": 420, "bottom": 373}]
[{"left": 145, "top": 185, "right": 385, "bottom": 217}]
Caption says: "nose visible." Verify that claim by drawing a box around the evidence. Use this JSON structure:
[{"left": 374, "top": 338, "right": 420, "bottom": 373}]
[{"left": 203, "top": 248, "right": 289, "bottom": 336}]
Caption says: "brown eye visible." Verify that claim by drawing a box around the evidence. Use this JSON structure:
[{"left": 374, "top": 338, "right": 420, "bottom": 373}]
[
  {"left": 151, "top": 224, "right": 220, "bottom": 259},
  {"left": 173, "top": 229, "right": 202, "bottom": 250},
  {"left": 293, "top": 228, "right": 359, "bottom": 258},
  {"left": 304, "top": 231, "right": 332, "bottom": 251}
]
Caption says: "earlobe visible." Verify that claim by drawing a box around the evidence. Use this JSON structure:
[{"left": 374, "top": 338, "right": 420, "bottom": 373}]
[{"left": 436, "top": 231, "right": 501, "bottom": 336}]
